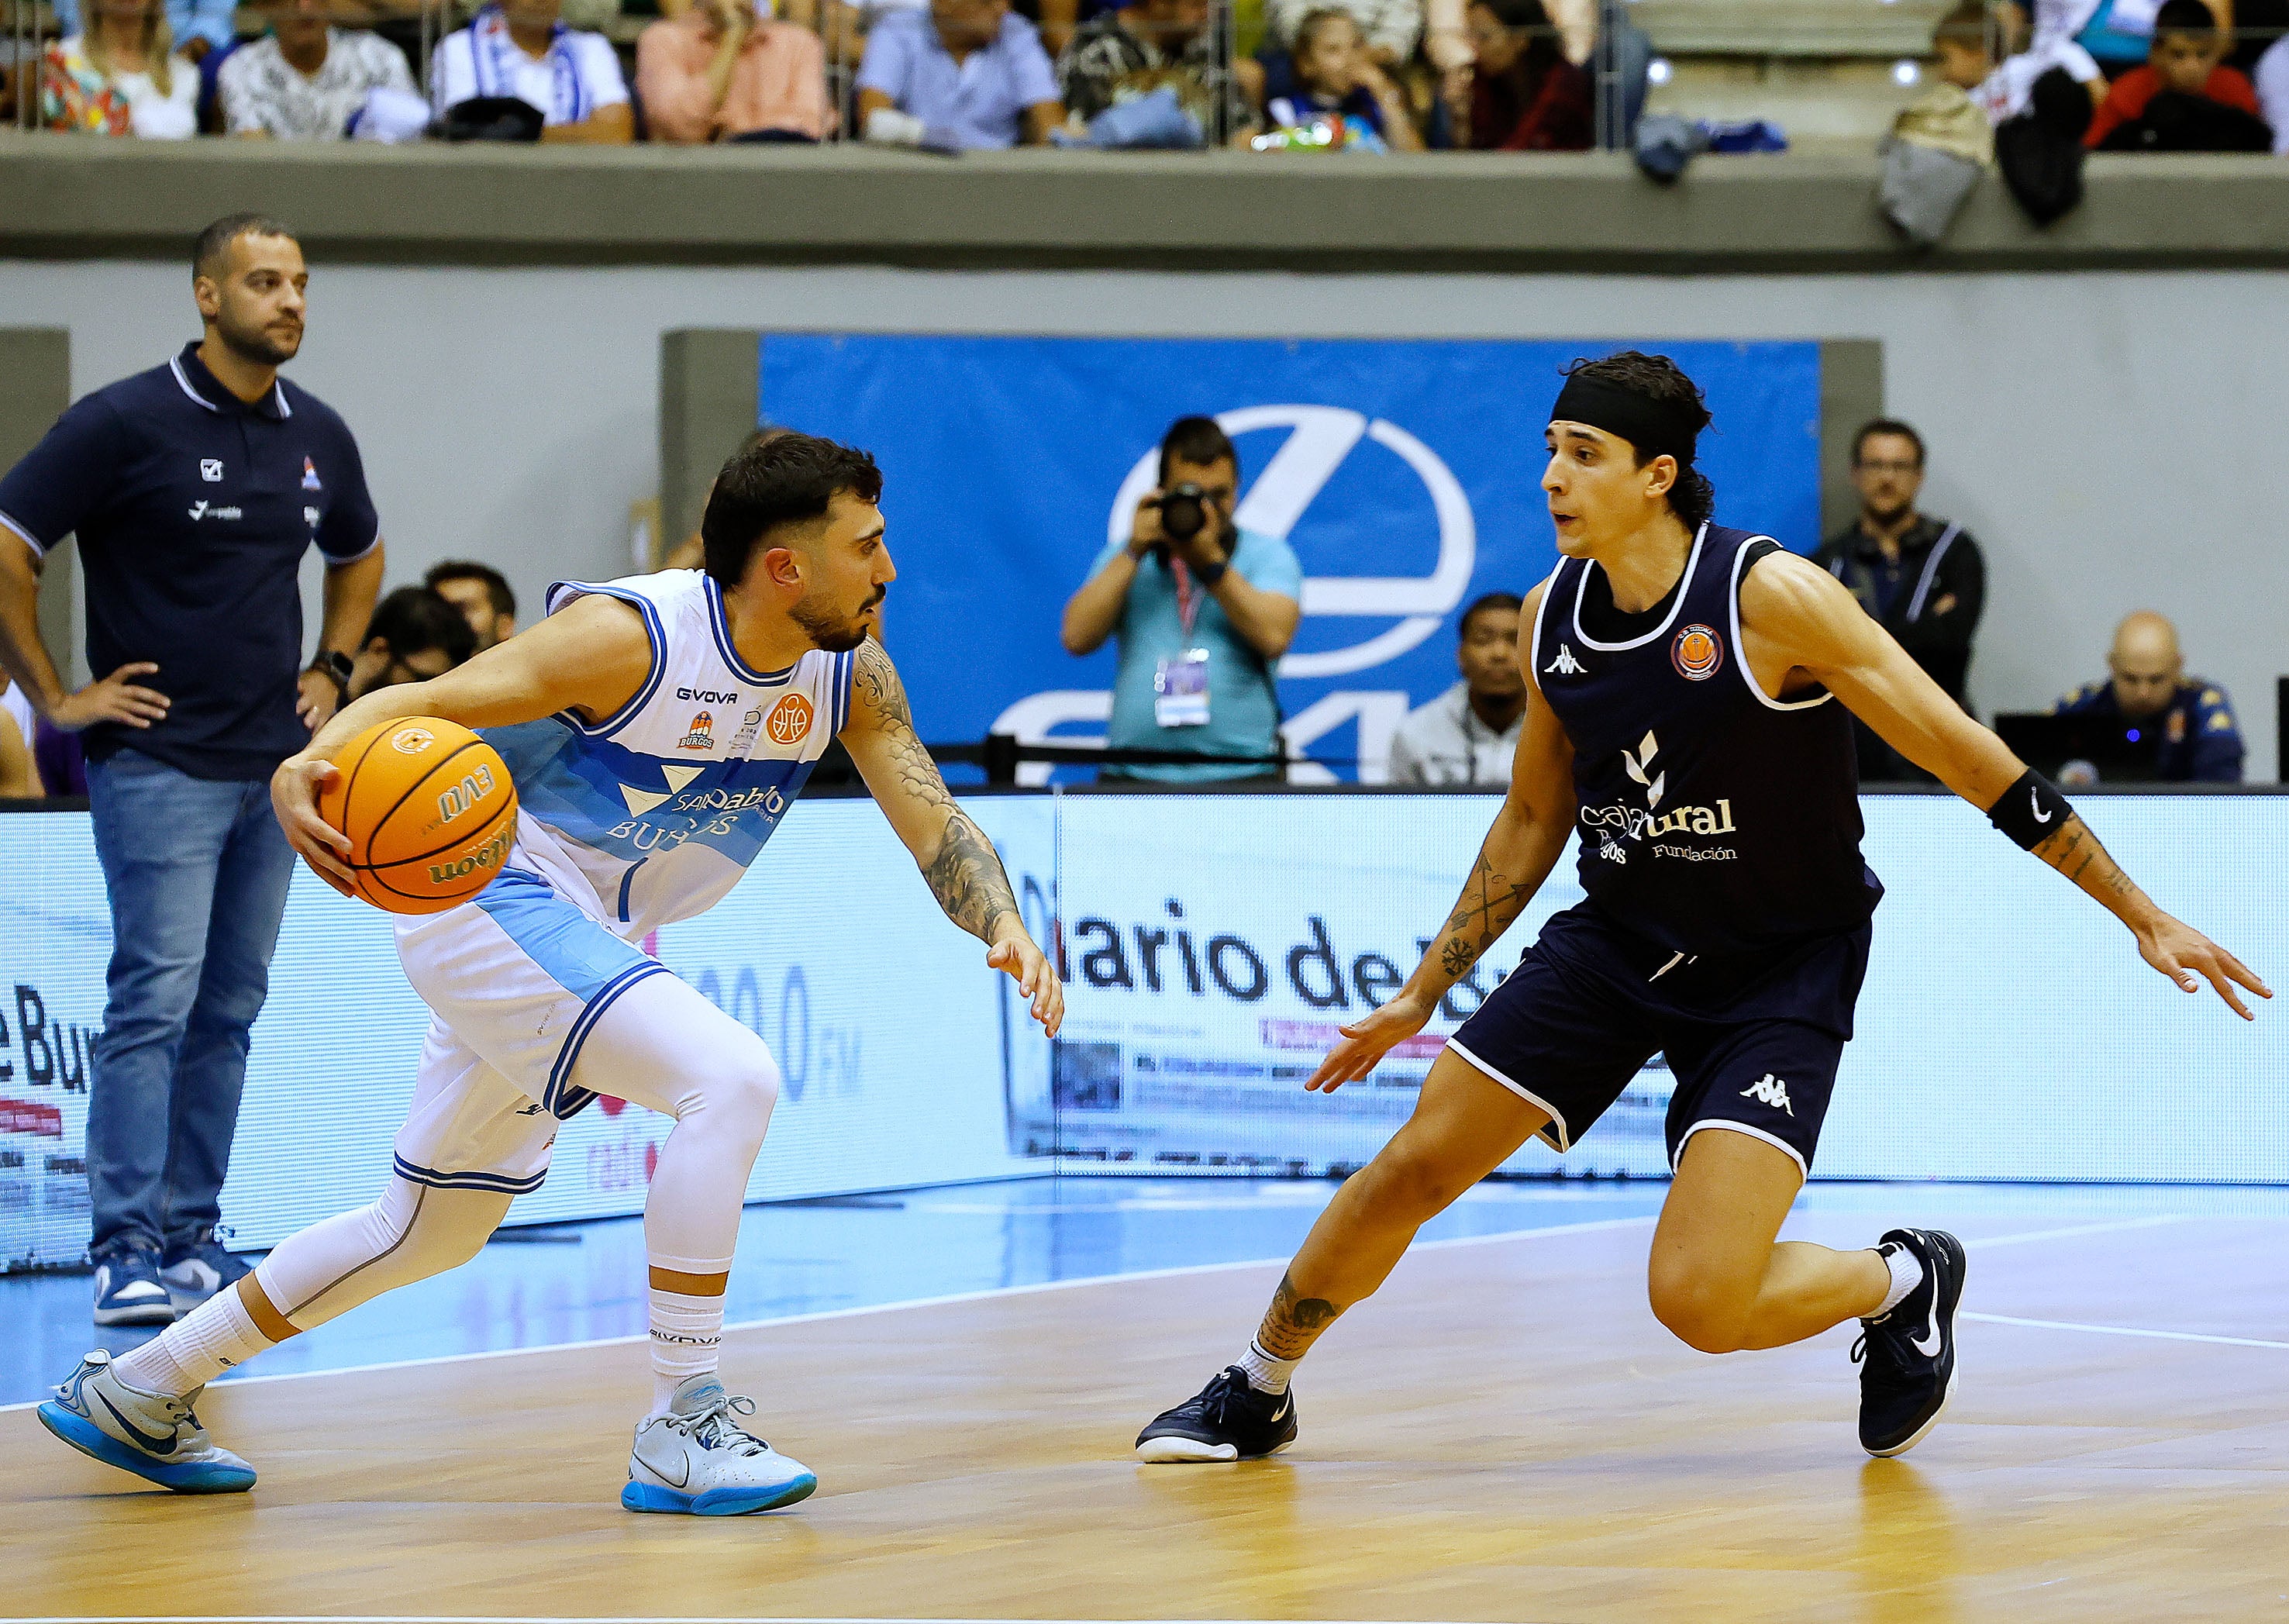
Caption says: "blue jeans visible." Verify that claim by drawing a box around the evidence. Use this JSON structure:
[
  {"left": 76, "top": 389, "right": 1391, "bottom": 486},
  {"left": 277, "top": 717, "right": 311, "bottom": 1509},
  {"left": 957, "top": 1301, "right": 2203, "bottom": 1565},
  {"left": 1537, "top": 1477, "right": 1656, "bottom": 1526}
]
[{"left": 84, "top": 748, "right": 296, "bottom": 1258}]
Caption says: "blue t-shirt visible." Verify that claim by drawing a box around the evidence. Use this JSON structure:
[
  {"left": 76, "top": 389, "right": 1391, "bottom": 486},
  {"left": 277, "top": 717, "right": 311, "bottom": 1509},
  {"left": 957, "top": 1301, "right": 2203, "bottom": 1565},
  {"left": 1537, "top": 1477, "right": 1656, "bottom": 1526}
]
[
  {"left": 856, "top": 8, "right": 1060, "bottom": 150},
  {"left": 0, "top": 344, "right": 380, "bottom": 781},
  {"left": 1090, "top": 528, "right": 1302, "bottom": 783}
]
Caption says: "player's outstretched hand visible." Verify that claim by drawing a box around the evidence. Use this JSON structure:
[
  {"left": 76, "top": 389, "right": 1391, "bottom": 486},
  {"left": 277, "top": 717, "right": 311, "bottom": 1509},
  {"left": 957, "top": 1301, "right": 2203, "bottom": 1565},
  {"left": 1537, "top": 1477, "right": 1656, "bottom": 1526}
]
[
  {"left": 2136, "top": 911, "right": 2271, "bottom": 1020},
  {"left": 1308, "top": 992, "right": 1435, "bottom": 1094},
  {"left": 271, "top": 751, "right": 356, "bottom": 897},
  {"left": 987, "top": 933, "right": 1064, "bottom": 1038}
]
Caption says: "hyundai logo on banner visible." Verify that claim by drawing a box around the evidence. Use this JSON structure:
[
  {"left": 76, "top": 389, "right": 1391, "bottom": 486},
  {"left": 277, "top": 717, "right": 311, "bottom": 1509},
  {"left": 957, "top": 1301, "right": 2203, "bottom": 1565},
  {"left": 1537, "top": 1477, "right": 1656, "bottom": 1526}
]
[{"left": 757, "top": 335, "right": 1822, "bottom": 781}]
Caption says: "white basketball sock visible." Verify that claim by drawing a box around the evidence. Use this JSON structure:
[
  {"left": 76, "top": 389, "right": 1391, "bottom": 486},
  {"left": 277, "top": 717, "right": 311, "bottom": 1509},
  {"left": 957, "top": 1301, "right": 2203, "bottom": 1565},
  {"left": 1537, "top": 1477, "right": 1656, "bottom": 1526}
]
[
  {"left": 113, "top": 1285, "right": 274, "bottom": 1398},
  {"left": 649, "top": 1288, "right": 724, "bottom": 1416},
  {"left": 1867, "top": 1241, "right": 1925, "bottom": 1321},
  {"left": 1236, "top": 1340, "right": 1299, "bottom": 1396}
]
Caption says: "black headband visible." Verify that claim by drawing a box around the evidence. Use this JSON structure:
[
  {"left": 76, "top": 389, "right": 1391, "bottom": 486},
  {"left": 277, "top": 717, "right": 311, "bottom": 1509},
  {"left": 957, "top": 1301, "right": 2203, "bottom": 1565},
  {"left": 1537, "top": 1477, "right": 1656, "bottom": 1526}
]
[{"left": 1550, "top": 374, "right": 1699, "bottom": 468}]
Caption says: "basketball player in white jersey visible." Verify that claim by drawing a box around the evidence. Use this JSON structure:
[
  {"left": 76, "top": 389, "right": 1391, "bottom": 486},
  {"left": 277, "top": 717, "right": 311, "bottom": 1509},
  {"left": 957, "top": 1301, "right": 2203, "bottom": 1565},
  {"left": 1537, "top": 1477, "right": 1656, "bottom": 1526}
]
[{"left": 40, "top": 433, "right": 1063, "bottom": 1515}]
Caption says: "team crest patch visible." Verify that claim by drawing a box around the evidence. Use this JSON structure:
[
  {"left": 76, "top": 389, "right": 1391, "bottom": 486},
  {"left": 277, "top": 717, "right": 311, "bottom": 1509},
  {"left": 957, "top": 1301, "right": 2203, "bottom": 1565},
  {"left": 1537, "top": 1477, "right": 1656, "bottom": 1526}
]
[
  {"left": 301, "top": 457, "right": 322, "bottom": 491},
  {"left": 766, "top": 693, "right": 814, "bottom": 746},
  {"left": 678, "top": 711, "right": 715, "bottom": 751},
  {"left": 1671, "top": 623, "right": 1724, "bottom": 681}
]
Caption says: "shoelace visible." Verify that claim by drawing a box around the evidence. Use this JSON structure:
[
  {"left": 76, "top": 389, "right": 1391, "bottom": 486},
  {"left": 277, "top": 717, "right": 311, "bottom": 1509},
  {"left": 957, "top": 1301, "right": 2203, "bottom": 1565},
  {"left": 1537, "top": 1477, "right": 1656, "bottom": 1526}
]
[
  {"left": 1849, "top": 1324, "right": 1911, "bottom": 1378},
  {"left": 1197, "top": 1368, "right": 1258, "bottom": 1428},
  {"left": 667, "top": 1393, "right": 771, "bottom": 1457}
]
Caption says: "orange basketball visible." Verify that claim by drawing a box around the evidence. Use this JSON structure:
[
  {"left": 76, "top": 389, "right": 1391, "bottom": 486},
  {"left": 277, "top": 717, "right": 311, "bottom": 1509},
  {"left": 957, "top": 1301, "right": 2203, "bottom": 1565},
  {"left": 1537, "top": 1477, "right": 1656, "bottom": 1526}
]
[{"left": 315, "top": 717, "right": 519, "bottom": 915}]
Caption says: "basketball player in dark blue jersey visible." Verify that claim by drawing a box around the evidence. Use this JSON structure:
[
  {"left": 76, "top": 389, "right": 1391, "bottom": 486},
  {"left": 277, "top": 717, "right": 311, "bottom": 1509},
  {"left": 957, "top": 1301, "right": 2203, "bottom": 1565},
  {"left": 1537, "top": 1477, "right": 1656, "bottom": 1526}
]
[{"left": 1139, "top": 351, "right": 2268, "bottom": 1464}]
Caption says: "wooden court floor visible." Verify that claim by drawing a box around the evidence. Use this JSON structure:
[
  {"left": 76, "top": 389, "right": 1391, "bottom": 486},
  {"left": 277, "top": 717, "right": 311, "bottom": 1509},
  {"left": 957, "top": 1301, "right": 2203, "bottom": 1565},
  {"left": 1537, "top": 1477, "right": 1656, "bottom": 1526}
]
[{"left": 6, "top": 1206, "right": 2287, "bottom": 1624}]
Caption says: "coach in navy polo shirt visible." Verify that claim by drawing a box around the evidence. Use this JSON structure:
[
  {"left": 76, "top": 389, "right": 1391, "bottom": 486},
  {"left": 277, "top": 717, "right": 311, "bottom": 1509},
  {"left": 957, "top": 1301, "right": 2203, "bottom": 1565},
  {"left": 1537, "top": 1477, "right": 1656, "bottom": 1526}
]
[{"left": 0, "top": 214, "right": 384, "bottom": 1328}]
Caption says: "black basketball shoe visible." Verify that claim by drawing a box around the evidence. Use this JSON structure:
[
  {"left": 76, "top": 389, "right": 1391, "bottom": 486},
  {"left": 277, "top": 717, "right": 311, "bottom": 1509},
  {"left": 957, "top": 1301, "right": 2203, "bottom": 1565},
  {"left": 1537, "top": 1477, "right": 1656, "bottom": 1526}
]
[
  {"left": 1853, "top": 1227, "right": 1967, "bottom": 1457},
  {"left": 1135, "top": 1367, "right": 1299, "bottom": 1463}
]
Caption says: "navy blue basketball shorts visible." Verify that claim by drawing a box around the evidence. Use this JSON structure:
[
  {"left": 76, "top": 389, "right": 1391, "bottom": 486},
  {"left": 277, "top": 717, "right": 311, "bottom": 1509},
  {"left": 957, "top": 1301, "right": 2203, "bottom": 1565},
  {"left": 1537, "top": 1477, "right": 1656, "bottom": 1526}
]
[{"left": 1446, "top": 905, "right": 1872, "bottom": 1179}]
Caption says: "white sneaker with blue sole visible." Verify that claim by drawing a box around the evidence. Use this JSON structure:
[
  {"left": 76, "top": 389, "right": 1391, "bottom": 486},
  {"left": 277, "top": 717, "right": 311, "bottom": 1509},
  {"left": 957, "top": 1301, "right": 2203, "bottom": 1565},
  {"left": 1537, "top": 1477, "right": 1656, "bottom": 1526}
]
[
  {"left": 36, "top": 1350, "right": 257, "bottom": 1494},
  {"left": 622, "top": 1374, "right": 816, "bottom": 1515}
]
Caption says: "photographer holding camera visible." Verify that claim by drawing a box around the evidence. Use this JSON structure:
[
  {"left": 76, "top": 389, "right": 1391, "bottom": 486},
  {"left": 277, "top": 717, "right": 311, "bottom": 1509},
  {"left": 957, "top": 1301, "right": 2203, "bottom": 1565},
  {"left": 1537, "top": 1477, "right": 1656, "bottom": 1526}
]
[{"left": 1062, "top": 416, "right": 1302, "bottom": 783}]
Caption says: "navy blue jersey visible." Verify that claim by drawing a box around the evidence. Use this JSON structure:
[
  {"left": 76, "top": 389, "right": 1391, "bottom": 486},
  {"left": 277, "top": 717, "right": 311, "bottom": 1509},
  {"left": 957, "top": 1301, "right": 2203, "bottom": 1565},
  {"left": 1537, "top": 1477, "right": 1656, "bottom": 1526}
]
[
  {"left": 1532, "top": 522, "right": 1882, "bottom": 959},
  {"left": 0, "top": 345, "right": 380, "bottom": 781}
]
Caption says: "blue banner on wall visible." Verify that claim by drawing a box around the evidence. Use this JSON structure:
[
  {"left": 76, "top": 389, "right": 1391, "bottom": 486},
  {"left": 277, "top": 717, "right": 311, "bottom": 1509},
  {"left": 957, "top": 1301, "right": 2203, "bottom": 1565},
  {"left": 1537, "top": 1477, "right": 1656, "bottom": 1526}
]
[{"left": 760, "top": 336, "right": 1822, "bottom": 781}]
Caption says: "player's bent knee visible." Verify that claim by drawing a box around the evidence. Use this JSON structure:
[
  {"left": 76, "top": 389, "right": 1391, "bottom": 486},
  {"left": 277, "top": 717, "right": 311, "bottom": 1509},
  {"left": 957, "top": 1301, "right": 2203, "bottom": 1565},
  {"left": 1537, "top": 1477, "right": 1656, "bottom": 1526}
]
[
  {"left": 1360, "top": 1142, "right": 1475, "bottom": 1223},
  {"left": 1646, "top": 1267, "right": 1751, "bottom": 1355}
]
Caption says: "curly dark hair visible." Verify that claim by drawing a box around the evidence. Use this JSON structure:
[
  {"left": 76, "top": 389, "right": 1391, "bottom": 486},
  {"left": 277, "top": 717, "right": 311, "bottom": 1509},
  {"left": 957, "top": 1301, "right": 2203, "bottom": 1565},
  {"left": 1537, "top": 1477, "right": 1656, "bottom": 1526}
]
[
  {"left": 1561, "top": 351, "right": 1716, "bottom": 529},
  {"left": 702, "top": 430, "right": 884, "bottom": 586}
]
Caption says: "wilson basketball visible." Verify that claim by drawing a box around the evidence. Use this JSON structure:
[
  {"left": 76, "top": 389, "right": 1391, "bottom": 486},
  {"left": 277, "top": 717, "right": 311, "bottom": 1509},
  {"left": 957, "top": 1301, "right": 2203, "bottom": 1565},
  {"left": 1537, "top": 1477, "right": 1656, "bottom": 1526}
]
[{"left": 317, "top": 717, "right": 518, "bottom": 915}]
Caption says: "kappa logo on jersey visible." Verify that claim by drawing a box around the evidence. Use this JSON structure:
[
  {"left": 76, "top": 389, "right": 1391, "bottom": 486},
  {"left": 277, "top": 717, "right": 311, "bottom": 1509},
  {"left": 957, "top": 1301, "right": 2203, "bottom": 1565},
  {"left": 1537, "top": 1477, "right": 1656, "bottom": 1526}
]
[
  {"left": 1740, "top": 1074, "right": 1794, "bottom": 1115},
  {"left": 301, "top": 457, "right": 322, "bottom": 491},
  {"left": 765, "top": 693, "right": 814, "bottom": 746},
  {"left": 1671, "top": 623, "right": 1723, "bottom": 681},
  {"left": 678, "top": 712, "right": 715, "bottom": 751},
  {"left": 1544, "top": 643, "right": 1587, "bottom": 678},
  {"left": 676, "top": 687, "right": 739, "bottom": 706},
  {"left": 199, "top": 459, "right": 224, "bottom": 483},
  {"left": 1620, "top": 730, "right": 1665, "bottom": 809}
]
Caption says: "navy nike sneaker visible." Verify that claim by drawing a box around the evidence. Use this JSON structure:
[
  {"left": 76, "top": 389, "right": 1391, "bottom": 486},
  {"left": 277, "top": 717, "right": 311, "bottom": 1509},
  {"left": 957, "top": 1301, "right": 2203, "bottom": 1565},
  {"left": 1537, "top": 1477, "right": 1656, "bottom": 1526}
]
[
  {"left": 36, "top": 1350, "right": 256, "bottom": 1493},
  {"left": 1136, "top": 1367, "right": 1298, "bottom": 1463},
  {"left": 92, "top": 1243, "right": 176, "bottom": 1326},
  {"left": 1853, "top": 1227, "right": 1967, "bottom": 1457},
  {"left": 160, "top": 1227, "right": 253, "bottom": 1303}
]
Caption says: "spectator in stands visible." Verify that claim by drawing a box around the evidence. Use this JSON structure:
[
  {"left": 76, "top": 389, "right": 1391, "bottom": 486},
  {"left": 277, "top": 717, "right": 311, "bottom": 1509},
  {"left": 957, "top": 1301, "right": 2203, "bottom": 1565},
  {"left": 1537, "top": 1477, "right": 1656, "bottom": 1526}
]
[
  {"left": 1261, "top": 8, "right": 1423, "bottom": 147},
  {"left": 2085, "top": 0, "right": 2268, "bottom": 147},
  {"left": 423, "top": 560, "right": 519, "bottom": 651},
  {"left": 346, "top": 587, "right": 479, "bottom": 702},
  {"left": 2053, "top": 611, "right": 2244, "bottom": 782},
  {"left": 639, "top": 0, "right": 833, "bottom": 143},
  {"left": 433, "top": 0, "right": 634, "bottom": 143},
  {"left": 1936, "top": 0, "right": 2103, "bottom": 124},
  {"left": 0, "top": 215, "right": 384, "bottom": 1326},
  {"left": 1813, "top": 418, "right": 1985, "bottom": 781},
  {"left": 2260, "top": 31, "right": 2289, "bottom": 150},
  {"left": 1386, "top": 592, "right": 1526, "bottom": 787},
  {"left": 857, "top": 0, "right": 1063, "bottom": 148},
  {"left": 219, "top": 0, "right": 420, "bottom": 139},
  {"left": 40, "top": 0, "right": 198, "bottom": 136},
  {"left": 1452, "top": 0, "right": 1590, "bottom": 150},
  {"left": 2063, "top": 0, "right": 2230, "bottom": 79},
  {"left": 1060, "top": 0, "right": 1258, "bottom": 143},
  {"left": 1060, "top": 416, "right": 1301, "bottom": 784},
  {"left": 53, "top": 0, "right": 233, "bottom": 62},
  {"left": 1265, "top": 0, "right": 1419, "bottom": 69}
]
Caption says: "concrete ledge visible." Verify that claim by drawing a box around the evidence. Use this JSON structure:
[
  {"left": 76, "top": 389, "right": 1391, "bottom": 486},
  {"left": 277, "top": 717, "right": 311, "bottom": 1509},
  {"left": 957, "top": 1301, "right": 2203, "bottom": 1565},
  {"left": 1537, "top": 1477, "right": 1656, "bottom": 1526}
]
[{"left": 3, "top": 133, "right": 2286, "bottom": 271}]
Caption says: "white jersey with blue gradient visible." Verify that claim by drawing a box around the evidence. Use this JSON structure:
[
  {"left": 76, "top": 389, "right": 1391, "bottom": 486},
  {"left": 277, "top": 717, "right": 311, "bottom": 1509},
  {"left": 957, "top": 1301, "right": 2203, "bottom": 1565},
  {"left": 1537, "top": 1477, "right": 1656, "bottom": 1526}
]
[{"left": 475, "top": 568, "right": 854, "bottom": 940}]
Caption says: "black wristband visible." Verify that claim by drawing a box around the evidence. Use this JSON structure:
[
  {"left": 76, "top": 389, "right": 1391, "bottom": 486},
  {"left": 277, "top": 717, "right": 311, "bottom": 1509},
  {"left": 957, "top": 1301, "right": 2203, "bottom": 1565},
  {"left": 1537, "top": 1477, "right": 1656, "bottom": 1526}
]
[
  {"left": 1988, "top": 767, "right": 2074, "bottom": 850},
  {"left": 1194, "top": 557, "right": 1229, "bottom": 588}
]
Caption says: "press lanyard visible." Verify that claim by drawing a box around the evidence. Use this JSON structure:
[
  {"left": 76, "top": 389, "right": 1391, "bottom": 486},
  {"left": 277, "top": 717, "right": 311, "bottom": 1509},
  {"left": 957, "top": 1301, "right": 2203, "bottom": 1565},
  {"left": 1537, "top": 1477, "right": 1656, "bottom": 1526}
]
[{"left": 1170, "top": 555, "right": 1201, "bottom": 639}]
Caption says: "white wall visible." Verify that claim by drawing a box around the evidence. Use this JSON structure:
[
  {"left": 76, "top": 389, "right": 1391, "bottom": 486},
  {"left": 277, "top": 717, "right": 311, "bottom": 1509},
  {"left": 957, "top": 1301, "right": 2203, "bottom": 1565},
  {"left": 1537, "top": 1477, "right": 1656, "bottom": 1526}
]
[{"left": 5, "top": 260, "right": 2283, "bottom": 777}]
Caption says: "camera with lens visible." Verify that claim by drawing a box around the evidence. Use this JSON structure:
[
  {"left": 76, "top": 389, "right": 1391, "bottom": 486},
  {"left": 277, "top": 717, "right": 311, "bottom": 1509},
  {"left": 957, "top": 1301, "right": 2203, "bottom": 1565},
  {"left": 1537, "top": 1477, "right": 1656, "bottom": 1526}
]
[{"left": 1154, "top": 482, "right": 1211, "bottom": 545}]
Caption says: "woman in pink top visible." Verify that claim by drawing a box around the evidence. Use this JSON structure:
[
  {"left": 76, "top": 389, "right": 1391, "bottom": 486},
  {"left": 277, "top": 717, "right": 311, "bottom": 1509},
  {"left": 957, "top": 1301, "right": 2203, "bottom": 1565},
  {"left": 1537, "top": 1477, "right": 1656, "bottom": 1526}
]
[{"left": 638, "top": 0, "right": 832, "bottom": 141}]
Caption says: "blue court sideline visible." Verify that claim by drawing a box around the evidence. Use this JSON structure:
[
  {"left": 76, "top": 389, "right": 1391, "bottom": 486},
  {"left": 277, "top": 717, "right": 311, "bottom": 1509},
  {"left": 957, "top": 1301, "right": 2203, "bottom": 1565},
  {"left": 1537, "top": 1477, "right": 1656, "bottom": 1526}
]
[{"left": 6, "top": 1174, "right": 2285, "bottom": 1407}]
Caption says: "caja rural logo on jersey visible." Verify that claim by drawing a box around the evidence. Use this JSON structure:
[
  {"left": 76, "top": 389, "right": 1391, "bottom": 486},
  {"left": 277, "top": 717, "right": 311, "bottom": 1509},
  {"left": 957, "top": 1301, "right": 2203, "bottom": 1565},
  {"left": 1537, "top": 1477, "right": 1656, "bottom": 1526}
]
[
  {"left": 1581, "top": 729, "right": 1739, "bottom": 864},
  {"left": 1671, "top": 623, "right": 1723, "bottom": 681}
]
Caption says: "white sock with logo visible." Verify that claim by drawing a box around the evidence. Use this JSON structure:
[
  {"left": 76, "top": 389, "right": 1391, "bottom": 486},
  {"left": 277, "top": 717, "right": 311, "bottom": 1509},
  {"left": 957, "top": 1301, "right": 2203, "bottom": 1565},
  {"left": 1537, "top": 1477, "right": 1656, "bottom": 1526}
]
[
  {"left": 113, "top": 1287, "right": 274, "bottom": 1398},
  {"left": 1236, "top": 1340, "right": 1298, "bottom": 1396},
  {"left": 648, "top": 1288, "right": 723, "bottom": 1417},
  {"left": 1866, "top": 1241, "right": 1925, "bottom": 1322}
]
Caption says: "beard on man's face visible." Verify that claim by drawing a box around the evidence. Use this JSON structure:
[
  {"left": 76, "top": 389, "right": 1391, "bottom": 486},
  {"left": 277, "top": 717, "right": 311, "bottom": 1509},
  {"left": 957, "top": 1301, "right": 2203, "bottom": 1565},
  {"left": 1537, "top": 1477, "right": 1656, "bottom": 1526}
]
[
  {"left": 790, "top": 586, "right": 883, "bottom": 653},
  {"left": 216, "top": 304, "right": 301, "bottom": 367}
]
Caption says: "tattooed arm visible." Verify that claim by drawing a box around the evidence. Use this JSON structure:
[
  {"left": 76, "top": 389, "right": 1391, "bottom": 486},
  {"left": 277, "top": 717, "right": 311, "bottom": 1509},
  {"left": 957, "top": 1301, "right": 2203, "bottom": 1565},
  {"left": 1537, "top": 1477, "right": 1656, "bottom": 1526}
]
[
  {"left": 841, "top": 636, "right": 1064, "bottom": 1036},
  {"left": 1739, "top": 551, "right": 2267, "bottom": 1019},
  {"left": 1310, "top": 581, "right": 1579, "bottom": 1092}
]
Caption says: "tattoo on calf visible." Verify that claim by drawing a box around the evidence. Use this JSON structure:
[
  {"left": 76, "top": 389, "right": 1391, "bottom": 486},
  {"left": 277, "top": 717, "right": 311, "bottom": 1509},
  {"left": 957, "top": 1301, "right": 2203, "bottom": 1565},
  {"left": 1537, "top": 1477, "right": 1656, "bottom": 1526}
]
[{"left": 1256, "top": 1270, "right": 1343, "bottom": 1360}]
